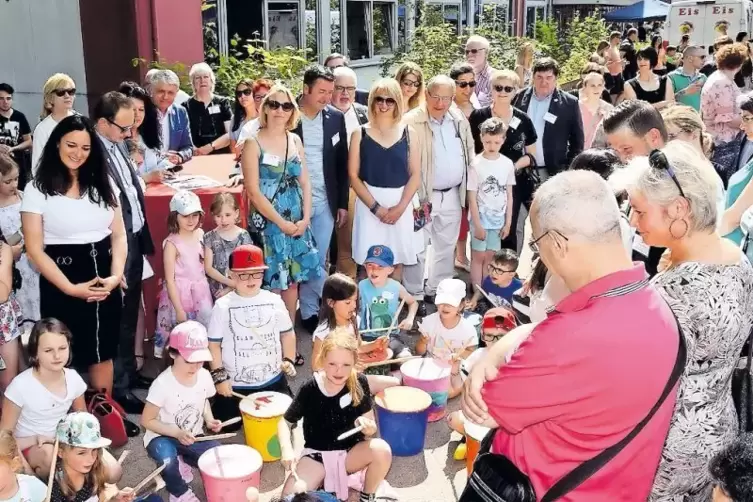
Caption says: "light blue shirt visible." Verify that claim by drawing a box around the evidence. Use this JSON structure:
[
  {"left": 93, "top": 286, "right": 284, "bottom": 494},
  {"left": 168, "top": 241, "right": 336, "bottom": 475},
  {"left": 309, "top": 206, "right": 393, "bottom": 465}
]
[
  {"left": 527, "top": 92, "right": 553, "bottom": 167},
  {"left": 301, "top": 112, "right": 327, "bottom": 206},
  {"left": 429, "top": 114, "right": 465, "bottom": 190}
]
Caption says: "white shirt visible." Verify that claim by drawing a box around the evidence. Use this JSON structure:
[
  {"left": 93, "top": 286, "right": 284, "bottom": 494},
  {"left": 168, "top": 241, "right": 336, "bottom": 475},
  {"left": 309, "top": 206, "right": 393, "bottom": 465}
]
[
  {"left": 343, "top": 106, "right": 362, "bottom": 146},
  {"left": 429, "top": 114, "right": 465, "bottom": 190},
  {"left": 157, "top": 110, "right": 170, "bottom": 154},
  {"left": 207, "top": 290, "right": 294, "bottom": 388},
  {"left": 0, "top": 474, "right": 46, "bottom": 502},
  {"left": 31, "top": 111, "right": 75, "bottom": 173},
  {"left": 5, "top": 368, "right": 87, "bottom": 438},
  {"left": 467, "top": 153, "right": 516, "bottom": 229},
  {"left": 418, "top": 312, "right": 478, "bottom": 359},
  {"left": 236, "top": 118, "right": 261, "bottom": 148},
  {"left": 143, "top": 367, "right": 216, "bottom": 446},
  {"left": 20, "top": 182, "right": 115, "bottom": 245},
  {"left": 312, "top": 316, "right": 361, "bottom": 341}
]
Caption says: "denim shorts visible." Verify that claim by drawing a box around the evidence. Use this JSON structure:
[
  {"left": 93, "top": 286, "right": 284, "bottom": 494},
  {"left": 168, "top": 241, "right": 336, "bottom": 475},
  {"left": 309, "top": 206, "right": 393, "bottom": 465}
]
[{"left": 471, "top": 229, "right": 502, "bottom": 252}]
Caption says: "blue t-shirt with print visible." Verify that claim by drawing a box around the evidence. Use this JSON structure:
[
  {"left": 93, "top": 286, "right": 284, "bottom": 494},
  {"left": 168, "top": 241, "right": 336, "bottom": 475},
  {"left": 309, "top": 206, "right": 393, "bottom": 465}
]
[
  {"left": 358, "top": 278, "right": 401, "bottom": 340},
  {"left": 482, "top": 275, "right": 521, "bottom": 306}
]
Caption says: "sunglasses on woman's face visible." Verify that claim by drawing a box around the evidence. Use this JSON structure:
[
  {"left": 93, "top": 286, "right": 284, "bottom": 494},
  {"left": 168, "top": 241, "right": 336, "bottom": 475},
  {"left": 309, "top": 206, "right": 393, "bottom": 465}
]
[
  {"left": 401, "top": 79, "right": 421, "bottom": 88},
  {"left": 236, "top": 89, "right": 253, "bottom": 98},
  {"left": 266, "top": 100, "right": 295, "bottom": 112},
  {"left": 55, "top": 88, "right": 76, "bottom": 97},
  {"left": 493, "top": 85, "right": 515, "bottom": 93},
  {"left": 374, "top": 96, "right": 397, "bottom": 107},
  {"left": 455, "top": 81, "right": 477, "bottom": 89}
]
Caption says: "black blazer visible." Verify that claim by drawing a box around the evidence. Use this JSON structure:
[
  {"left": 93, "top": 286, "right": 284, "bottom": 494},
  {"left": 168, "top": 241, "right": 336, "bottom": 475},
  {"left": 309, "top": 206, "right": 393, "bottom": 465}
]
[
  {"left": 103, "top": 140, "right": 155, "bottom": 256},
  {"left": 355, "top": 89, "right": 369, "bottom": 106},
  {"left": 293, "top": 105, "right": 349, "bottom": 216},
  {"left": 353, "top": 103, "right": 369, "bottom": 125},
  {"left": 512, "top": 87, "right": 584, "bottom": 175}
]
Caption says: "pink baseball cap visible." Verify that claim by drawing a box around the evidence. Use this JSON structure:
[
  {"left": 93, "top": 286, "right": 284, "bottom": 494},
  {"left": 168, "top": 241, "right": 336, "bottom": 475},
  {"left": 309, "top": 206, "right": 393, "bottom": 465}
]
[{"left": 169, "top": 321, "right": 213, "bottom": 363}]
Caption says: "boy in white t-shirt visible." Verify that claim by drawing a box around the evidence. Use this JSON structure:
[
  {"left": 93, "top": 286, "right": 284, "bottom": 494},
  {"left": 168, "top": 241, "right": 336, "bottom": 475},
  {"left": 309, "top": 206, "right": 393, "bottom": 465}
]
[
  {"left": 467, "top": 117, "right": 516, "bottom": 295},
  {"left": 207, "top": 245, "right": 297, "bottom": 429}
]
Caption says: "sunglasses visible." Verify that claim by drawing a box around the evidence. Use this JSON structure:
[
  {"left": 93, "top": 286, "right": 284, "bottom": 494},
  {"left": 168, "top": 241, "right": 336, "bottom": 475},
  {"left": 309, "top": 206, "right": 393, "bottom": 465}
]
[
  {"left": 493, "top": 85, "right": 516, "bottom": 93},
  {"left": 54, "top": 88, "right": 76, "bottom": 97},
  {"left": 236, "top": 89, "right": 253, "bottom": 98},
  {"left": 465, "top": 48, "right": 486, "bottom": 55},
  {"left": 401, "top": 79, "right": 421, "bottom": 88},
  {"left": 528, "top": 229, "right": 569, "bottom": 254},
  {"left": 649, "top": 149, "right": 685, "bottom": 198},
  {"left": 107, "top": 118, "right": 133, "bottom": 134},
  {"left": 374, "top": 96, "right": 397, "bottom": 106},
  {"left": 456, "top": 81, "right": 477, "bottom": 89},
  {"left": 266, "top": 100, "right": 295, "bottom": 112},
  {"left": 236, "top": 271, "right": 265, "bottom": 280}
]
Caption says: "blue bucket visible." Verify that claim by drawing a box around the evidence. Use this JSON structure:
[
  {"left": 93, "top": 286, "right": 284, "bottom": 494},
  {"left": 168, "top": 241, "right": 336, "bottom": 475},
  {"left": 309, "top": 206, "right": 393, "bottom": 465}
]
[{"left": 374, "top": 386, "right": 433, "bottom": 457}]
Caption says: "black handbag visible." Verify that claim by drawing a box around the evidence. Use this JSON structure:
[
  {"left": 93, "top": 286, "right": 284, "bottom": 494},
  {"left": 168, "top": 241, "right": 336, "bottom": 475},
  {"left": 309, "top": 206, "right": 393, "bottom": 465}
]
[
  {"left": 248, "top": 134, "right": 289, "bottom": 243},
  {"left": 732, "top": 327, "right": 753, "bottom": 432},
  {"left": 460, "top": 307, "right": 687, "bottom": 502}
]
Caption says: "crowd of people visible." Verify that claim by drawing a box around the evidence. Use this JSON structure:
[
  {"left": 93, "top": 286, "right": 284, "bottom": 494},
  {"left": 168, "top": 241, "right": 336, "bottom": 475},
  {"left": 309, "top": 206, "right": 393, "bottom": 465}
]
[{"left": 1, "top": 22, "right": 753, "bottom": 502}]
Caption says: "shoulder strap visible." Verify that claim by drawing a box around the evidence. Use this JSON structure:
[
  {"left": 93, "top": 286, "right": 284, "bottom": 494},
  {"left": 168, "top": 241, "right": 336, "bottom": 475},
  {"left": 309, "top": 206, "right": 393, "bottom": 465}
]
[{"left": 541, "top": 305, "right": 687, "bottom": 502}]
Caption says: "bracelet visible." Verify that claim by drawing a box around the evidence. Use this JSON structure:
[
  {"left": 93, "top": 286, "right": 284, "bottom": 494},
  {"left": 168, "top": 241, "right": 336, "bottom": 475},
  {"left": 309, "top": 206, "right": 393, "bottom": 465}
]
[
  {"left": 369, "top": 201, "right": 380, "bottom": 215},
  {"left": 210, "top": 367, "right": 229, "bottom": 384}
]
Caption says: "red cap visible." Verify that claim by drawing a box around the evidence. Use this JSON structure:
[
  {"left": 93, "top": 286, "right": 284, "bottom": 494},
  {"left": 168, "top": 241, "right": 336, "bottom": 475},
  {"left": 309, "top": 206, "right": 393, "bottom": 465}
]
[
  {"left": 229, "top": 245, "right": 268, "bottom": 271},
  {"left": 482, "top": 306, "right": 517, "bottom": 332}
]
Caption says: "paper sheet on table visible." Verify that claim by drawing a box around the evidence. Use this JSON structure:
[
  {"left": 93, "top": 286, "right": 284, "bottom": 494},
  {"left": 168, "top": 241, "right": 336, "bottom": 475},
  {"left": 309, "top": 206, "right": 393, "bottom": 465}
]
[{"left": 162, "top": 174, "right": 223, "bottom": 190}]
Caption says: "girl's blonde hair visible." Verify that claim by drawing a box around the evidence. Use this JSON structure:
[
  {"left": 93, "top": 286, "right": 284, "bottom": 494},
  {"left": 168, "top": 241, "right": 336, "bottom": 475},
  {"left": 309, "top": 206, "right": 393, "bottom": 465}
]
[
  {"left": 41, "top": 73, "right": 75, "bottom": 119},
  {"left": 394, "top": 62, "right": 425, "bottom": 111},
  {"left": 316, "top": 328, "right": 364, "bottom": 406},
  {"left": 367, "top": 78, "right": 404, "bottom": 124},
  {"left": 259, "top": 85, "right": 301, "bottom": 131},
  {"left": 0, "top": 430, "right": 20, "bottom": 468},
  {"left": 210, "top": 192, "right": 239, "bottom": 216},
  {"left": 661, "top": 104, "right": 714, "bottom": 158},
  {"left": 57, "top": 445, "right": 107, "bottom": 498}
]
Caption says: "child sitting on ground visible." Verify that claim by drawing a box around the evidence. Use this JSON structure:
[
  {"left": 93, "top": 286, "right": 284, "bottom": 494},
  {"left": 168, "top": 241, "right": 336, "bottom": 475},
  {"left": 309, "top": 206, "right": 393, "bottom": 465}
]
[
  {"left": 416, "top": 278, "right": 478, "bottom": 398},
  {"left": 0, "top": 429, "right": 45, "bottom": 501},
  {"left": 358, "top": 245, "right": 417, "bottom": 360},
  {"left": 708, "top": 433, "right": 753, "bottom": 502},
  {"left": 468, "top": 249, "right": 522, "bottom": 311},
  {"left": 208, "top": 244, "right": 297, "bottom": 428},
  {"left": 141, "top": 321, "right": 222, "bottom": 502}
]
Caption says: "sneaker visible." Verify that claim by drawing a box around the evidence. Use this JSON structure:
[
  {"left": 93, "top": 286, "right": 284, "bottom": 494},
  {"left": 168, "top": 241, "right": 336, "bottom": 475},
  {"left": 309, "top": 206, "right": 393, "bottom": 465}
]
[
  {"left": 454, "top": 442, "right": 467, "bottom": 460},
  {"left": 177, "top": 456, "right": 194, "bottom": 483},
  {"left": 169, "top": 489, "right": 201, "bottom": 502}
]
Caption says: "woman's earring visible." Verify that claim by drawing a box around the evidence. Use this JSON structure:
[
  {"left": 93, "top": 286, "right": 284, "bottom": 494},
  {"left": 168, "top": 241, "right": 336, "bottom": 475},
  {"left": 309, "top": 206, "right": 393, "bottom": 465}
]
[{"left": 669, "top": 218, "right": 689, "bottom": 239}]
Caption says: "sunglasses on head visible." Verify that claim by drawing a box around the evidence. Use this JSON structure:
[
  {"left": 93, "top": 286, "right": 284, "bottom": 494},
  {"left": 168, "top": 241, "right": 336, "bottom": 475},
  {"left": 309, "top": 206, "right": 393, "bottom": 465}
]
[
  {"left": 236, "top": 89, "right": 253, "bottom": 97},
  {"left": 401, "top": 79, "right": 421, "bottom": 88},
  {"left": 493, "top": 85, "right": 515, "bottom": 93},
  {"left": 54, "top": 88, "right": 76, "bottom": 97},
  {"left": 649, "top": 149, "right": 686, "bottom": 198},
  {"left": 266, "top": 100, "right": 295, "bottom": 112},
  {"left": 465, "top": 48, "right": 486, "bottom": 55},
  {"left": 456, "top": 81, "right": 477, "bottom": 89},
  {"left": 374, "top": 96, "right": 397, "bottom": 106}
]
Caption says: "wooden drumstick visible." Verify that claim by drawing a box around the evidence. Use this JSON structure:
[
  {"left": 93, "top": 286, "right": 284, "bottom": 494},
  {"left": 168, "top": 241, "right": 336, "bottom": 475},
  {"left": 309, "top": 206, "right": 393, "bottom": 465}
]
[
  {"left": 473, "top": 283, "right": 498, "bottom": 308},
  {"left": 337, "top": 424, "right": 364, "bottom": 441},
  {"left": 195, "top": 432, "right": 237, "bottom": 442},
  {"left": 232, "top": 391, "right": 249, "bottom": 400},
  {"left": 219, "top": 416, "right": 242, "bottom": 429},
  {"left": 214, "top": 446, "right": 225, "bottom": 478},
  {"left": 117, "top": 450, "right": 130, "bottom": 465},
  {"left": 45, "top": 439, "right": 59, "bottom": 502},
  {"left": 360, "top": 298, "right": 406, "bottom": 336},
  {"left": 133, "top": 462, "right": 168, "bottom": 494}
]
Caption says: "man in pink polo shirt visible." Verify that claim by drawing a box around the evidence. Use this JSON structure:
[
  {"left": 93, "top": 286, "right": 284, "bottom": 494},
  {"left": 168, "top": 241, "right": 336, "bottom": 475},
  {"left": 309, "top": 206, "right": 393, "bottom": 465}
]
[{"left": 462, "top": 170, "right": 682, "bottom": 501}]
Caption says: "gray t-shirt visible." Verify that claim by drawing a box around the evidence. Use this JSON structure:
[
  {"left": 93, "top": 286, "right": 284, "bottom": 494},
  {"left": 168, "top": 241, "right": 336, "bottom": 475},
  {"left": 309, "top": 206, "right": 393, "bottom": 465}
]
[{"left": 301, "top": 112, "right": 327, "bottom": 206}]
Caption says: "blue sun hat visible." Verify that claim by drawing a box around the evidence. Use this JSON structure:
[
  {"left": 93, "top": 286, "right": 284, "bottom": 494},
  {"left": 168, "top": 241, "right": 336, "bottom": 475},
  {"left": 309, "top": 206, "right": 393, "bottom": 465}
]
[{"left": 56, "top": 412, "right": 112, "bottom": 449}]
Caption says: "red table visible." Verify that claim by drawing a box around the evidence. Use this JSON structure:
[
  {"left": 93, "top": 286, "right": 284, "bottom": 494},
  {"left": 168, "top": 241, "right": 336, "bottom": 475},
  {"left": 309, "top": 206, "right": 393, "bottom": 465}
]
[{"left": 142, "top": 154, "right": 247, "bottom": 336}]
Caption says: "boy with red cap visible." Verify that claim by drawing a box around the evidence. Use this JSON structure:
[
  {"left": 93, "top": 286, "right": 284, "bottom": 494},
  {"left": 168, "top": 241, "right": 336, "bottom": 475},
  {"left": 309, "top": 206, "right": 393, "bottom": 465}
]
[{"left": 207, "top": 245, "right": 297, "bottom": 428}]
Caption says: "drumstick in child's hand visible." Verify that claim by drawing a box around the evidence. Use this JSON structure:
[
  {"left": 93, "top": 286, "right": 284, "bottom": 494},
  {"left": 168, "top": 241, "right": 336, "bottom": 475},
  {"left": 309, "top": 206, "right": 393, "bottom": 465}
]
[
  {"left": 133, "top": 462, "right": 168, "bottom": 494},
  {"left": 195, "top": 432, "right": 237, "bottom": 442},
  {"left": 337, "top": 424, "right": 364, "bottom": 441},
  {"left": 232, "top": 391, "right": 249, "bottom": 400},
  {"left": 219, "top": 417, "right": 242, "bottom": 429},
  {"left": 117, "top": 450, "right": 130, "bottom": 465},
  {"left": 45, "top": 439, "right": 59, "bottom": 502}
]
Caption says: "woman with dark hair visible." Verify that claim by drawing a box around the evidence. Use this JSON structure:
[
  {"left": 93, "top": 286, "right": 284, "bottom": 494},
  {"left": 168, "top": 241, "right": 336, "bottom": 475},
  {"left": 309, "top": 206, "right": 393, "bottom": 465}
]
[
  {"left": 20, "top": 115, "right": 127, "bottom": 394},
  {"left": 622, "top": 47, "right": 674, "bottom": 108},
  {"left": 651, "top": 35, "right": 674, "bottom": 75},
  {"left": 118, "top": 81, "right": 162, "bottom": 174},
  {"left": 229, "top": 78, "right": 258, "bottom": 156}
]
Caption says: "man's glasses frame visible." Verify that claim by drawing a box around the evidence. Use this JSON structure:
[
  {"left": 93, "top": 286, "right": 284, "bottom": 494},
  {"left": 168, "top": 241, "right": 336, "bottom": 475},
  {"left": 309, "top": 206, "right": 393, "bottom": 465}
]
[
  {"left": 107, "top": 118, "right": 133, "bottom": 134},
  {"left": 528, "top": 229, "right": 569, "bottom": 254}
]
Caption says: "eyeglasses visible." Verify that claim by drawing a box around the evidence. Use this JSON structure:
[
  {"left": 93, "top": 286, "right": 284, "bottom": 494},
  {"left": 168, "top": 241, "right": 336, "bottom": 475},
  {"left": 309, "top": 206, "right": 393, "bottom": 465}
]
[
  {"left": 254, "top": 94, "right": 267, "bottom": 103},
  {"left": 481, "top": 329, "right": 506, "bottom": 342},
  {"left": 236, "top": 271, "right": 265, "bottom": 280},
  {"left": 742, "top": 115, "right": 753, "bottom": 123},
  {"left": 401, "top": 79, "right": 421, "bottom": 88},
  {"left": 428, "top": 93, "right": 453, "bottom": 103},
  {"left": 455, "top": 81, "right": 477, "bottom": 89},
  {"left": 528, "top": 229, "right": 569, "bottom": 254},
  {"left": 107, "top": 118, "right": 133, "bottom": 134},
  {"left": 488, "top": 264, "right": 515, "bottom": 275},
  {"left": 266, "top": 100, "right": 295, "bottom": 112},
  {"left": 374, "top": 96, "right": 397, "bottom": 107},
  {"left": 236, "top": 89, "right": 253, "bottom": 98},
  {"left": 335, "top": 85, "right": 356, "bottom": 93},
  {"left": 493, "top": 85, "right": 516, "bottom": 93},
  {"left": 465, "top": 48, "right": 486, "bottom": 55},
  {"left": 649, "top": 149, "right": 685, "bottom": 198},
  {"left": 54, "top": 88, "right": 76, "bottom": 97}
]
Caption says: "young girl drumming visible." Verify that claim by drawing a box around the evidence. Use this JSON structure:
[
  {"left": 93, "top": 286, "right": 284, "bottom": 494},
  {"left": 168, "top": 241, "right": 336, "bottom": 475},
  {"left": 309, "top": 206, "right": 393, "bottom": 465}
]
[
  {"left": 141, "top": 321, "right": 222, "bottom": 502},
  {"left": 312, "top": 274, "right": 397, "bottom": 394},
  {"left": 279, "top": 329, "right": 393, "bottom": 502},
  {"left": 155, "top": 190, "right": 213, "bottom": 358},
  {"left": 203, "top": 192, "right": 252, "bottom": 300},
  {"left": 0, "top": 318, "right": 121, "bottom": 483},
  {"left": 0, "top": 429, "right": 46, "bottom": 502}
]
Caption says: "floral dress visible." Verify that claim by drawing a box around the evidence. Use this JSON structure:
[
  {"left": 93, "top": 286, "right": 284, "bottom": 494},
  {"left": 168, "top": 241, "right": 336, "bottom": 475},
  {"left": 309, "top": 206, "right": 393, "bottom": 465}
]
[
  {"left": 650, "top": 260, "right": 753, "bottom": 501},
  {"left": 202, "top": 227, "right": 252, "bottom": 297},
  {"left": 251, "top": 137, "right": 320, "bottom": 290},
  {"left": 0, "top": 195, "right": 40, "bottom": 324},
  {"left": 701, "top": 71, "right": 742, "bottom": 145}
]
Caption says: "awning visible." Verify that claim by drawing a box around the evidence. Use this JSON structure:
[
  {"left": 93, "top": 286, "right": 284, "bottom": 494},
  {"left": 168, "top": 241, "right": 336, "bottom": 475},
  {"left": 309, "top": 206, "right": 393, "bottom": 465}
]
[{"left": 603, "top": 0, "right": 670, "bottom": 21}]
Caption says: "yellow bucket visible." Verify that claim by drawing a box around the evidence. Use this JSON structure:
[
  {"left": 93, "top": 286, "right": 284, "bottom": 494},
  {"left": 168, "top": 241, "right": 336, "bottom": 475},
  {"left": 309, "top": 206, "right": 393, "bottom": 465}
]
[{"left": 239, "top": 391, "right": 292, "bottom": 462}]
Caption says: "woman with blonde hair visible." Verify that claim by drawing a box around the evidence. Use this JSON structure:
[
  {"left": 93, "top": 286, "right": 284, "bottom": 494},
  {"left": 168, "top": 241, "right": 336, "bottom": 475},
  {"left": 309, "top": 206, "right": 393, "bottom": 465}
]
[
  {"left": 579, "top": 70, "right": 613, "bottom": 149},
  {"left": 515, "top": 42, "right": 535, "bottom": 87},
  {"left": 349, "top": 78, "right": 421, "bottom": 275},
  {"left": 394, "top": 62, "right": 424, "bottom": 112},
  {"left": 242, "top": 84, "right": 320, "bottom": 322},
  {"left": 31, "top": 73, "right": 76, "bottom": 171}
]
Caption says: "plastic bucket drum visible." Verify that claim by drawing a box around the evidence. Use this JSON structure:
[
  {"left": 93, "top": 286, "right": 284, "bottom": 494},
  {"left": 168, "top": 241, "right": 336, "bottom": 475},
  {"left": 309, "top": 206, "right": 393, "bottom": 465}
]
[
  {"left": 464, "top": 418, "right": 490, "bottom": 476},
  {"left": 400, "top": 358, "right": 452, "bottom": 422},
  {"left": 375, "top": 386, "right": 432, "bottom": 456},
  {"left": 362, "top": 348, "right": 394, "bottom": 376},
  {"left": 198, "top": 444, "right": 262, "bottom": 502},
  {"left": 239, "top": 391, "right": 292, "bottom": 462}
]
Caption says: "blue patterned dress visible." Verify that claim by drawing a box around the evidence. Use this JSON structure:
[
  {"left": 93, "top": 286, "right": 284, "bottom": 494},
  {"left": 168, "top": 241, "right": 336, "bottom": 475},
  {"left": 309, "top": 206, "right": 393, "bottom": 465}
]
[{"left": 253, "top": 139, "right": 320, "bottom": 290}]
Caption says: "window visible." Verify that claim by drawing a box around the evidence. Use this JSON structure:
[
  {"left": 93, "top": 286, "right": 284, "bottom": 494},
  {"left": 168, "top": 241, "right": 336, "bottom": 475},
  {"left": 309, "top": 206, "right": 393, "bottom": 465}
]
[
  {"left": 423, "top": 0, "right": 462, "bottom": 33},
  {"left": 306, "top": 0, "right": 318, "bottom": 56},
  {"left": 331, "top": 0, "right": 343, "bottom": 53},
  {"left": 346, "top": 0, "right": 397, "bottom": 61},
  {"left": 268, "top": 1, "right": 302, "bottom": 49}
]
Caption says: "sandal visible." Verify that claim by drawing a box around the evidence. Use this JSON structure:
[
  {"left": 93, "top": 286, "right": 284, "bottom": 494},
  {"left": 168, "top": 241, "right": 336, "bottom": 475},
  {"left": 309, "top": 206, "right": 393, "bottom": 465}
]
[{"left": 294, "top": 353, "right": 305, "bottom": 366}]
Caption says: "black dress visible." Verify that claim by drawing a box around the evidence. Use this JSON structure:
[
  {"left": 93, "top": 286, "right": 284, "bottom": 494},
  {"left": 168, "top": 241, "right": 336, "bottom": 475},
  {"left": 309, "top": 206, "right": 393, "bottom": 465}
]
[{"left": 628, "top": 75, "right": 668, "bottom": 104}]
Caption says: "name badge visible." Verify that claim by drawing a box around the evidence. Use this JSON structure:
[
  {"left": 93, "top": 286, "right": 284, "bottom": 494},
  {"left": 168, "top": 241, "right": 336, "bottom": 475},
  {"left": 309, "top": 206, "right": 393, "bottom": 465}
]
[
  {"left": 208, "top": 105, "right": 221, "bottom": 115},
  {"left": 544, "top": 112, "right": 557, "bottom": 124},
  {"left": 339, "top": 393, "right": 352, "bottom": 408},
  {"left": 508, "top": 116, "right": 521, "bottom": 130},
  {"left": 262, "top": 153, "right": 281, "bottom": 167},
  {"left": 332, "top": 133, "right": 340, "bottom": 146}
]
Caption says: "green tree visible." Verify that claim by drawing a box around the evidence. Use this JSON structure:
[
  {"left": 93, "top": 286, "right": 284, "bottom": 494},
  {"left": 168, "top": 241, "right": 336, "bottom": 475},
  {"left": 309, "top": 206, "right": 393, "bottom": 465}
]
[{"left": 557, "top": 14, "right": 609, "bottom": 84}]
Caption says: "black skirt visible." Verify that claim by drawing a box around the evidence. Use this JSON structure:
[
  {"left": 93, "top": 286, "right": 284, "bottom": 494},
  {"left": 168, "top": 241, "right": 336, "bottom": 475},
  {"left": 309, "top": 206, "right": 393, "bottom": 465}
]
[{"left": 40, "top": 237, "right": 122, "bottom": 369}]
